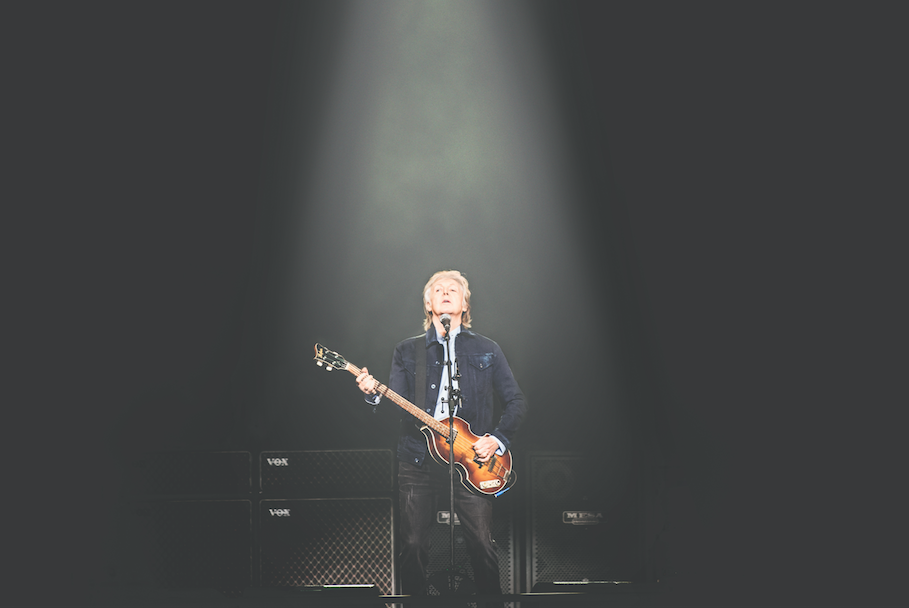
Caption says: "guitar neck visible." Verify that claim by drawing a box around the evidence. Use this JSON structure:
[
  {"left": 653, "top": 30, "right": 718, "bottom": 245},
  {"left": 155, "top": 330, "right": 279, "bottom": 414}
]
[{"left": 344, "top": 363, "right": 448, "bottom": 437}]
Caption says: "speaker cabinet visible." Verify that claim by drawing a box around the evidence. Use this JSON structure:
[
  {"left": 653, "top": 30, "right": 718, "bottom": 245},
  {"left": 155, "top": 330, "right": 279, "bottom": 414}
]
[
  {"left": 527, "top": 452, "right": 640, "bottom": 587},
  {"left": 259, "top": 497, "right": 395, "bottom": 595},
  {"left": 426, "top": 489, "right": 517, "bottom": 595},
  {"left": 121, "top": 499, "right": 251, "bottom": 589},
  {"left": 130, "top": 451, "right": 251, "bottom": 496},
  {"left": 260, "top": 449, "right": 394, "bottom": 497}
]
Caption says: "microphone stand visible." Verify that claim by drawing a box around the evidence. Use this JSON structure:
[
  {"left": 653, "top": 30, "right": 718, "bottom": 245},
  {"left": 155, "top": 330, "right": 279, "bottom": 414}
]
[{"left": 442, "top": 327, "right": 461, "bottom": 595}]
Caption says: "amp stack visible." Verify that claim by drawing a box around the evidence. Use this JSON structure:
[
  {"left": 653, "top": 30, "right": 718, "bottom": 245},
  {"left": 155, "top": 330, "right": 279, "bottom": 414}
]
[
  {"left": 120, "top": 451, "right": 253, "bottom": 592},
  {"left": 117, "top": 449, "right": 644, "bottom": 597},
  {"left": 526, "top": 451, "right": 643, "bottom": 589},
  {"left": 258, "top": 449, "right": 396, "bottom": 595},
  {"left": 117, "top": 449, "right": 395, "bottom": 595},
  {"left": 424, "top": 480, "right": 519, "bottom": 598}
]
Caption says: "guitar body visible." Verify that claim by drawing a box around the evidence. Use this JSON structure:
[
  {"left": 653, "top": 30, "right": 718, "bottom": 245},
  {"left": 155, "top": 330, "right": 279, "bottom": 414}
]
[{"left": 420, "top": 416, "right": 515, "bottom": 496}]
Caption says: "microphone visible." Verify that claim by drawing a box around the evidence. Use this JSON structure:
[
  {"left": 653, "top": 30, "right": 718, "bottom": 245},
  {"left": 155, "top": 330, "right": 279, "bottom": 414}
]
[{"left": 440, "top": 313, "right": 451, "bottom": 335}]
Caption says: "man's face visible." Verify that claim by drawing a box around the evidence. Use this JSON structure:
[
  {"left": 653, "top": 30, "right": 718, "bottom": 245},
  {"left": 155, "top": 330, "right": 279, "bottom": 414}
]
[{"left": 426, "top": 278, "right": 465, "bottom": 318}]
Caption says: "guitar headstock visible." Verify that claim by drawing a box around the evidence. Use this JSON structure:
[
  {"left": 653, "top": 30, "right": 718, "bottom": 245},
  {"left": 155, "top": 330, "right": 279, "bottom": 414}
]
[{"left": 313, "top": 343, "right": 349, "bottom": 372}]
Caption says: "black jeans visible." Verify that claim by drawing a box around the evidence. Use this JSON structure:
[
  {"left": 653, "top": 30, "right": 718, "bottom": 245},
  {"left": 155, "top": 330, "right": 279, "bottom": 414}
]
[{"left": 397, "top": 460, "right": 501, "bottom": 597}]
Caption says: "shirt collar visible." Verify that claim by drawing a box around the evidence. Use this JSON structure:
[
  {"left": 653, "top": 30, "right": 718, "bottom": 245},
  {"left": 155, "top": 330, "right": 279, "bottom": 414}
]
[
  {"left": 437, "top": 324, "right": 461, "bottom": 344},
  {"left": 425, "top": 323, "right": 466, "bottom": 347}
]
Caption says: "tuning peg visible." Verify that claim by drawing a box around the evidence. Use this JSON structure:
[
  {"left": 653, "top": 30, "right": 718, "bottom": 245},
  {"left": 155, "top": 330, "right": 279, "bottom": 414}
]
[
  {"left": 326, "top": 366, "right": 333, "bottom": 371},
  {"left": 316, "top": 361, "right": 323, "bottom": 366}
]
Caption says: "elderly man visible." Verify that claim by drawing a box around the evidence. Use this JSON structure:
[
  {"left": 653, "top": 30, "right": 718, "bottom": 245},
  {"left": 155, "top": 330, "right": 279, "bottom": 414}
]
[{"left": 356, "top": 269, "right": 526, "bottom": 600}]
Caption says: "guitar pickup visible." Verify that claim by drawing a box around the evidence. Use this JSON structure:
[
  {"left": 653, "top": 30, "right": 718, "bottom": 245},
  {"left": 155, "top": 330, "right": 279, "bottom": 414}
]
[{"left": 472, "top": 454, "right": 495, "bottom": 470}]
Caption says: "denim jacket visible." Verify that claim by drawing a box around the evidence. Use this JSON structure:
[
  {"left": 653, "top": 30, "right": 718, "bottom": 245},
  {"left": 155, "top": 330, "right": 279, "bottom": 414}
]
[{"left": 388, "top": 325, "right": 527, "bottom": 466}]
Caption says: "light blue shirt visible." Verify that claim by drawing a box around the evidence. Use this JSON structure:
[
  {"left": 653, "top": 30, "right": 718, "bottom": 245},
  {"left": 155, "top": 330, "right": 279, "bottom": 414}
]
[{"left": 434, "top": 325, "right": 460, "bottom": 420}]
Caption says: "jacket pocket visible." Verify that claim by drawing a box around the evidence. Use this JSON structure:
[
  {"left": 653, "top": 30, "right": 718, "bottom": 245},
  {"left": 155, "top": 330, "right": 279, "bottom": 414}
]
[{"left": 464, "top": 352, "right": 495, "bottom": 407}]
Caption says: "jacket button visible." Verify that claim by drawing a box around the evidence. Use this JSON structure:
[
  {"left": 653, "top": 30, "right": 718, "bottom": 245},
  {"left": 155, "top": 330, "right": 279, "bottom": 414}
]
[{"left": 431, "top": 384, "right": 436, "bottom": 389}]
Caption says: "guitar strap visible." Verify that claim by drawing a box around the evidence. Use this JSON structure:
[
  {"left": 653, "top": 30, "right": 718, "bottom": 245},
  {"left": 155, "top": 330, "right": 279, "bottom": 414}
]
[{"left": 414, "top": 336, "right": 427, "bottom": 414}]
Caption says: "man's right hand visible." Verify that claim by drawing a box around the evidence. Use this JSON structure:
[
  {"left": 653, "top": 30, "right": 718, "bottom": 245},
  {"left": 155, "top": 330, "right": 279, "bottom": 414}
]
[{"left": 356, "top": 367, "right": 378, "bottom": 395}]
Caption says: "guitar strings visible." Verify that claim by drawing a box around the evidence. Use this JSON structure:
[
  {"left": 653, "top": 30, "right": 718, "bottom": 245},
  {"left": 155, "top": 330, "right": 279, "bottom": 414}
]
[{"left": 346, "top": 362, "right": 509, "bottom": 480}]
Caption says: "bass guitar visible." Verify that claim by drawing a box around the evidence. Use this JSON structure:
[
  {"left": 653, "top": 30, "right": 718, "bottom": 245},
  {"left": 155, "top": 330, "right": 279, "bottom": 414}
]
[{"left": 313, "top": 343, "right": 515, "bottom": 497}]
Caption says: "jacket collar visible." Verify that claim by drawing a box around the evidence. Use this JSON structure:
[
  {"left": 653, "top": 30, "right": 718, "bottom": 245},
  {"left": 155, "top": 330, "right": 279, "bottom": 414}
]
[{"left": 424, "top": 324, "right": 471, "bottom": 348}]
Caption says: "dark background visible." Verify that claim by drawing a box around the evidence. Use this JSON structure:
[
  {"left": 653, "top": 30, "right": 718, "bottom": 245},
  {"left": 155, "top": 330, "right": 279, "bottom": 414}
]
[{"left": 6, "top": 1, "right": 905, "bottom": 606}]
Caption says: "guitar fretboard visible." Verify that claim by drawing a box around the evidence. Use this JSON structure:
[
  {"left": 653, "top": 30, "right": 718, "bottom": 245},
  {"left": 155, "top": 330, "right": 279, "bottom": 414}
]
[{"left": 344, "top": 363, "right": 449, "bottom": 437}]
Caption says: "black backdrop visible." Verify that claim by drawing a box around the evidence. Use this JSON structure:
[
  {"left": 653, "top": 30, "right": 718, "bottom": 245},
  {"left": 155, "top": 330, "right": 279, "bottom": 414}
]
[{"left": 6, "top": 2, "right": 906, "bottom": 606}]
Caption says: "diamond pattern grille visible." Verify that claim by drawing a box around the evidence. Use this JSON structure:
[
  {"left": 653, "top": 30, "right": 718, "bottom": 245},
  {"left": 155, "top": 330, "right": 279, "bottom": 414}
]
[
  {"left": 528, "top": 453, "right": 638, "bottom": 585},
  {"left": 260, "top": 498, "right": 394, "bottom": 595},
  {"left": 426, "top": 504, "right": 516, "bottom": 595}
]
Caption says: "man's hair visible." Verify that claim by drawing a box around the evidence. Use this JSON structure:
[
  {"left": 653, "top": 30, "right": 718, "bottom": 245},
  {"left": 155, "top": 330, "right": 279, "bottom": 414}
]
[{"left": 422, "top": 269, "right": 472, "bottom": 331}]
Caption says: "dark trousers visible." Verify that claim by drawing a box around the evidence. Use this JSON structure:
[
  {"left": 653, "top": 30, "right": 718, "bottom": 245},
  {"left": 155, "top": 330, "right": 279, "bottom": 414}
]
[{"left": 397, "top": 460, "right": 501, "bottom": 597}]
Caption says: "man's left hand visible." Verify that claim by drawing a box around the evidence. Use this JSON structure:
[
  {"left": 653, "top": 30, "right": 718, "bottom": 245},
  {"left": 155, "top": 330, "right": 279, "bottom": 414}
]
[{"left": 472, "top": 435, "right": 499, "bottom": 463}]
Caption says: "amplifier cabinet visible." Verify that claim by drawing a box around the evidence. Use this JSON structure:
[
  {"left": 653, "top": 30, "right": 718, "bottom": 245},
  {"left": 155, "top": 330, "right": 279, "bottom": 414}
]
[
  {"left": 527, "top": 452, "right": 641, "bottom": 587},
  {"left": 119, "top": 499, "right": 251, "bottom": 589},
  {"left": 130, "top": 451, "right": 251, "bottom": 497},
  {"left": 425, "top": 489, "right": 518, "bottom": 596},
  {"left": 259, "top": 497, "right": 395, "bottom": 595},
  {"left": 260, "top": 449, "right": 393, "bottom": 497}
]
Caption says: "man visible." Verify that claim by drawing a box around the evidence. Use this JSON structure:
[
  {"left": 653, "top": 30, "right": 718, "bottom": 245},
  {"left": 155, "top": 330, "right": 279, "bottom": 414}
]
[{"left": 356, "top": 270, "right": 526, "bottom": 600}]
